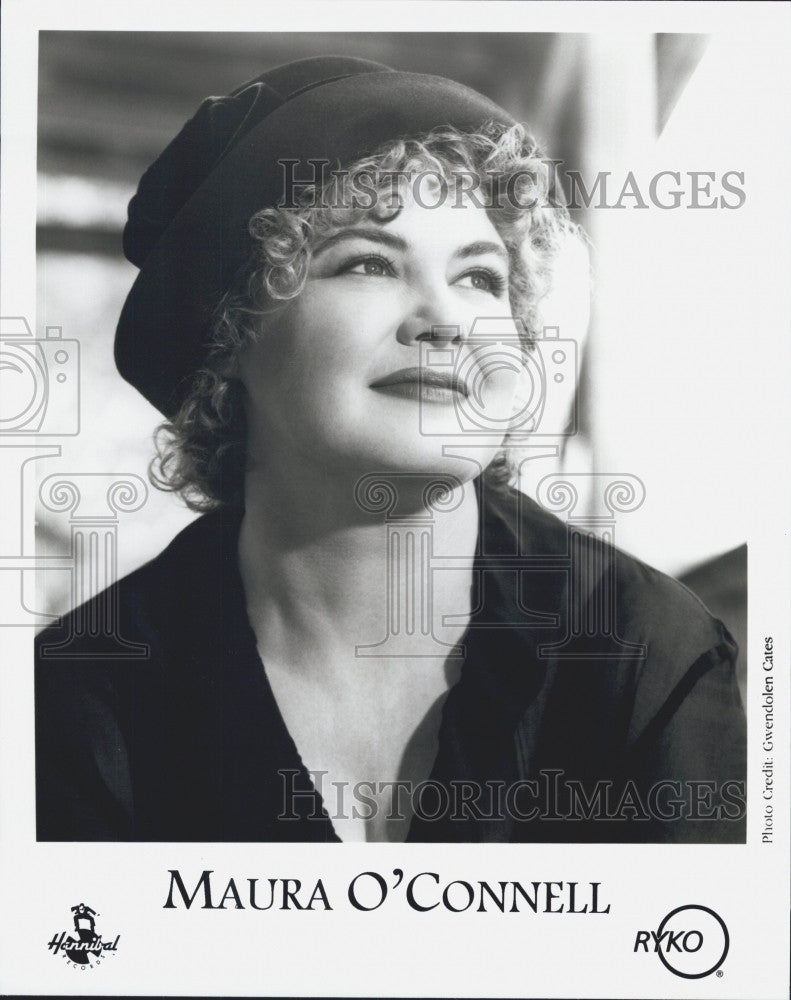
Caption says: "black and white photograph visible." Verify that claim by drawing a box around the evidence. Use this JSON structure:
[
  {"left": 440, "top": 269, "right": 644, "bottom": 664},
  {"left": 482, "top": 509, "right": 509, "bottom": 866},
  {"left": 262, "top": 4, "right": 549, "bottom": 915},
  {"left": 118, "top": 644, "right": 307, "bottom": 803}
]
[
  {"left": 31, "top": 29, "right": 750, "bottom": 846},
  {"left": 1, "top": 2, "right": 789, "bottom": 997}
]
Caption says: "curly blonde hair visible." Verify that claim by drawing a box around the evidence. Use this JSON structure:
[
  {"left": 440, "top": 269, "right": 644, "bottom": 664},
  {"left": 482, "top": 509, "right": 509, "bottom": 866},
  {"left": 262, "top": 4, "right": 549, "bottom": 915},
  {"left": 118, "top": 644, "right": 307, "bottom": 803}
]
[{"left": 150, "top": 121, "right": 574, "bottom": 511}]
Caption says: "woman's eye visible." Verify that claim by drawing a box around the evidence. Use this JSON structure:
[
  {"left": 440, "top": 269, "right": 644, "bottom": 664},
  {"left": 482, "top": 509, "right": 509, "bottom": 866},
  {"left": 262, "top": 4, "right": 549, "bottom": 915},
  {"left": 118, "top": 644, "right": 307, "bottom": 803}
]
[
  {"left": 457, "top": 269, "right": 507, "bottom": 295},
  {"left": 342, "top": 255, "right": 394, "bottom": 277}
]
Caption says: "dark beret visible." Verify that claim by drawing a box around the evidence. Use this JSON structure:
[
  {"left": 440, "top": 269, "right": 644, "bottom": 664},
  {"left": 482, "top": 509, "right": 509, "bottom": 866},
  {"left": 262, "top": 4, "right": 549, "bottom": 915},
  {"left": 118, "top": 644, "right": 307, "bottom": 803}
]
[{"left": 115, "top": 56, "right": 514, "bottom": 417}]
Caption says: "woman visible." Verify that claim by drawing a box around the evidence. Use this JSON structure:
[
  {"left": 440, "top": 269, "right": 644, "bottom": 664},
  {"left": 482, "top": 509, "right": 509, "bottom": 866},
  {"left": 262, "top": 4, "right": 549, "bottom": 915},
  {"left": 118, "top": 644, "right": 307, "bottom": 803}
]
[{"left": 35, "top": 56, "right": 746, "bottom": 843}]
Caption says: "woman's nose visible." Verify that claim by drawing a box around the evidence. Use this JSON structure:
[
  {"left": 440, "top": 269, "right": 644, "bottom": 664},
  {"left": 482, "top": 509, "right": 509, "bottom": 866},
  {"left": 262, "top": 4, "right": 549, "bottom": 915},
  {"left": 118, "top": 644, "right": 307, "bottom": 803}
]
[{"left": 395, "top": 284, "right": 469, "bottom": 346}]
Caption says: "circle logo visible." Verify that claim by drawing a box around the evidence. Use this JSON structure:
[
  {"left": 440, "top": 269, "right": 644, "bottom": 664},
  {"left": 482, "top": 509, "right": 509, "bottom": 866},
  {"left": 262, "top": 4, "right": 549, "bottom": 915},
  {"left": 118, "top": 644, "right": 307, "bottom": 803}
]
[{"left": 655, "top": 904, "right": 729, "bottom": 979}]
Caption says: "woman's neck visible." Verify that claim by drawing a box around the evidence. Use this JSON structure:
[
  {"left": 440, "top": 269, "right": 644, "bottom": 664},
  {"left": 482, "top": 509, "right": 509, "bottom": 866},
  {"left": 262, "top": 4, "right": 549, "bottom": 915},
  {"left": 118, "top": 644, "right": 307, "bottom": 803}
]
[{"left": 238, "top": 462, "right": 480, "bottom": 671}]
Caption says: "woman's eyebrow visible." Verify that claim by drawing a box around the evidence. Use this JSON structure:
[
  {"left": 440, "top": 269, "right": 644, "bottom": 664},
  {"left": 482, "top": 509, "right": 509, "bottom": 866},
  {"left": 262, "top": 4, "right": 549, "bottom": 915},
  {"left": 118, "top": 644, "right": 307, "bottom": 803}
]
[
  {"left": 312, "top": 229, "right": 508, "bottom": 264},
  {"left": 312, "top": 228, "right": 408, "bottom": 257},
  {"left": 454, "top": 240, "right": 509, "bottom": 263}
]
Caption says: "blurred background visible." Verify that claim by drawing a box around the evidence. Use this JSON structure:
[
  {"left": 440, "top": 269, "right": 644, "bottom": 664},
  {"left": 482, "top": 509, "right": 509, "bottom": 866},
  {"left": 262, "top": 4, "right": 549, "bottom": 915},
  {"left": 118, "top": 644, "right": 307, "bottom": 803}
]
[{"left": 33, "top": 29, "right": 786, "bottom": 692}]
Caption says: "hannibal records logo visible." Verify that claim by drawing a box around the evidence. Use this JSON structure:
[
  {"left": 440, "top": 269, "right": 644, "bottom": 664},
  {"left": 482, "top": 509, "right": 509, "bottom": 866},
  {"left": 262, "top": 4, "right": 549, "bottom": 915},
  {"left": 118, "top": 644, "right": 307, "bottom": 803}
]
[
  {"left": 634, "top": 904, "right": 729, "bottom": 979},
  {"left": 47, "top": 903, "right": 120, "bottom": 969}
]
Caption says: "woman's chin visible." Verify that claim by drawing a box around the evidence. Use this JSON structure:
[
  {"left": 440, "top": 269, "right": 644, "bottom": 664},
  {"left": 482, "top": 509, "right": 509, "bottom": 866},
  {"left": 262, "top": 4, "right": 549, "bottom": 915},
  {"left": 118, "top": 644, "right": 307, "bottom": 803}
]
[{"left": 320, "top": 439, "right": 504, "bottom": 485}]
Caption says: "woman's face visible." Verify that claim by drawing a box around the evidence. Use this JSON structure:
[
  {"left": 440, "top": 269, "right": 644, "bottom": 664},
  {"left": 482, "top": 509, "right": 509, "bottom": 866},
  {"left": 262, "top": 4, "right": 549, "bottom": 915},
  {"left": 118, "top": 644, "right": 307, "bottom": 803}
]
[{"left": 238, "top": 189, "right": 525, "bottom": 483}]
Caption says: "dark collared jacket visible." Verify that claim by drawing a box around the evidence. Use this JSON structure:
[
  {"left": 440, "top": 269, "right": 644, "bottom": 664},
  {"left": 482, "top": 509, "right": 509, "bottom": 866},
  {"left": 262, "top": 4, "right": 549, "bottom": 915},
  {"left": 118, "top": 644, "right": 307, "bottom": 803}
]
[{"left": 35, "top": 486, "right": 746, "bottom": 843}]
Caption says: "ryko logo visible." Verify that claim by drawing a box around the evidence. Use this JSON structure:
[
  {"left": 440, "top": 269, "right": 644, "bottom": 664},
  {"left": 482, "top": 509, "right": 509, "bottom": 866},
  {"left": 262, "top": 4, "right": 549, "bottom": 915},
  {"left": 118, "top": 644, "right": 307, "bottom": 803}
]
[
  {"left": 635, "top": 904, "right": 729, "bottom": 979},
  {"left": 47, "top": 902, "right": 120, "bottom": 969}
]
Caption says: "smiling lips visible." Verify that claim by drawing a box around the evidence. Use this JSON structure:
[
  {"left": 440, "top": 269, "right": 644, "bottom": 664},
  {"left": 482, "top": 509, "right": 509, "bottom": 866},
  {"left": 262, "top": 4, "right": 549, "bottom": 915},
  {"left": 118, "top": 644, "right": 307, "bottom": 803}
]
[{"left": 369, "top": 366, "right": 468, "bottom": 403}]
